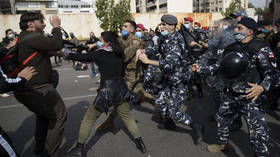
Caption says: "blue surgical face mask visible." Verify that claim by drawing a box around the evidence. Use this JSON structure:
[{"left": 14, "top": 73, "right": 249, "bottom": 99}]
[
  {"left": 262, "top": 28, "right": 268, "bottom": 34},
  {"left": 97, "top": 41, "right": 103, "bottom": 48},
  {"left": 122, "top": 30, "right": 129, "bottom": 37},
  {"left": 135, "top": 32, "right": 142, "bottom": 38},
  {"left": 161, "top": 30, "right": 169, "bottom": 36},
  {"left": 184, "top": 24, "right": 190, "bottom": 30}
]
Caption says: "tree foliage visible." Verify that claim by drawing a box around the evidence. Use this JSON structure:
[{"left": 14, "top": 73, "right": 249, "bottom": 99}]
[
  {"left": 221, "top": 0, "right": 244, "bottom": 17},
  {"left": 248, "top": 2, "right": 255, "bottom": 8},
  {"left": 95, "top": 0, "right": 133, "bottom": 33}
]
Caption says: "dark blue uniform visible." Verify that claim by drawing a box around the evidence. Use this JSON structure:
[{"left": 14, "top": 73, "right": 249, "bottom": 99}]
[
  {"left": 201, "top": 39, "right": 277, "bottom": 156},
  {"left": 146, "top": 30, "right": 192, "bottom": 125}
]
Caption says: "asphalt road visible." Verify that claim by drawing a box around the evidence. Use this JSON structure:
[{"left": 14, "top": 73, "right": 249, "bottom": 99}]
[{"left": 0, "top": 61, "right": 280, "bottom": 157}]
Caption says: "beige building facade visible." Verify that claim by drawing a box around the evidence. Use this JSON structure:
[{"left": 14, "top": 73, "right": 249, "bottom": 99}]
[
  {"left": 193, "top": 0, "right": 248, "bottom": 13},
  {"left": 134, "top": 0, "right": 192, "bottom": 13}
]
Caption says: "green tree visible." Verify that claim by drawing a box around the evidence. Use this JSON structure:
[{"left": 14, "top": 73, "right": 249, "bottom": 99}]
[
  {"left": 248, "top": 2, "right": 255, "bottom": 8},
  {"left": 95, "top": 0, "right": 133, "bottom": 33},
  {"left": 221, "top": 0, "right": 244, "bottom": 17}
]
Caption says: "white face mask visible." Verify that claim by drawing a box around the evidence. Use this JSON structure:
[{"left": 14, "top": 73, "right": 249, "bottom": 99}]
[
  {"left": 222, "top": 25, "right": 229, "bottom": 30},
  {"left": 7, "top": 33, "right": 15, "bottom": 39}
]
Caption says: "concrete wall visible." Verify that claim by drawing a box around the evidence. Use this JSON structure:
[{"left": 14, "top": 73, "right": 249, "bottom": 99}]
[{"left": 0, "top": 12, "right": 224, "bottom": 40}]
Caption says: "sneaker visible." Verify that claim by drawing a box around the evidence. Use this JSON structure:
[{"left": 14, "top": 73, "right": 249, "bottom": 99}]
[
  {"left": 0, "top": 93, "right": 10, "bottom": 98},
  {"left": 96, "top": 79, "right": 100, "bottom": 84},
  {"left": 206, "top": 144, "right": 229, "bottom": 153}
]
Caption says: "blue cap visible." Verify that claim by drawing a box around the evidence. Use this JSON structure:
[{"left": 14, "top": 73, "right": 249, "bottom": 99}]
[{"left": 230, "top": 11, "right": 247, "bottom": 17}]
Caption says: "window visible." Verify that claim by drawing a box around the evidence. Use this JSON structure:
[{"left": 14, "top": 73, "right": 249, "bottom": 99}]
[
  {"left": 46, "top": 2, "right": 57, "bottom": 8},
  {"left": 15, "top": 2, "right": 28, "bottom": 8},
  {"left": 28, "top": 2, "right": 40, "bottom": 8},
  {"left": 159, "top": 3, "right": 167, "bottom": 8}
]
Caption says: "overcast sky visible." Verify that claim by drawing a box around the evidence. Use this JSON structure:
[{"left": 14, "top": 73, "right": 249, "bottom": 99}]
[{"left": 248, "top": 0, "right": 266, "bottom": 8}]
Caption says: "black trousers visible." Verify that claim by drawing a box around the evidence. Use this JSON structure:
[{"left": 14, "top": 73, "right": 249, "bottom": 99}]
[{"left": 14, "top": 84, "right": 67, "bottom": 157}]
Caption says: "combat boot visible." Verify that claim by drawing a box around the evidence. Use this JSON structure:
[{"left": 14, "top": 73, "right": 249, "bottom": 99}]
[
  {"left": 157, "top": 116, "right": 176, "bottom": 130},
  {"left": 135, "top": 137, "right": 146, "bottom": 153},
  {"left": 66, "top": 142, "right": 85, "bottom": 157},
  {"left": 190, "top": 122, "right": 203, "bottom": 145},
  {"left": 206, "top": 144, "right": 229, "bottom": 153},
  {"left": 164, "top": 116, "right": 176, "bottom": 130},
  {"left": 95, "top": 115, "right": 115, "bottom": 132}
]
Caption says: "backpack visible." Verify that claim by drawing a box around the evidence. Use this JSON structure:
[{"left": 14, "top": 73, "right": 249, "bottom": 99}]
[{"left": 0, "top": 32, "right": 38, "bottom": 78}]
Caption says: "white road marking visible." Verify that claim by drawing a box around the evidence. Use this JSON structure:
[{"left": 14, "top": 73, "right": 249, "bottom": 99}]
[
  {"left": 77, "top": 75, "right": 90, "bottom": 78},
  {"left": 0, "top": 94, "right": 97, "bottom": 109},
  {"left": 54, "top": 68, "right": 73, "bottom": 71}
]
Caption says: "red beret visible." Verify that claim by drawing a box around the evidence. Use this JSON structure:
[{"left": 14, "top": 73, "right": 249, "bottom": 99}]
[
  {"left": 137, "top": 24, "right": 146, "bottom": 31},
  {"left": 202, "top": 27, "right": 208, "bottom": 31},
  {"left": 184, "top": 17, "right": 193, "bottom": 22},
  {"left": 194, "top": 22, "right": 201, "bottom": 27}
]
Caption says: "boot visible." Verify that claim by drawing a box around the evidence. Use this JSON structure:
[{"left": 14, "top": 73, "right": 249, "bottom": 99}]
[
  {"left": 164, "top": 116, "right": 176, "bottom": 130},
  {"left": 207, "top": 144, "right": 229, "bottom": 153},
  {"left": 95, "top": 115, "right": 115, "bottom": 132},
  {"left": 190, "top": 122, "right": 203, "bottom": 145},
  {"left": 135, "top": 137, "right": 146, "bottom": 153},
  {"left": 66, "top": 143, "right": 85, "bottom": 157},
  {"left": 157, "top": 116, "right": 176, "bottom": 130}
]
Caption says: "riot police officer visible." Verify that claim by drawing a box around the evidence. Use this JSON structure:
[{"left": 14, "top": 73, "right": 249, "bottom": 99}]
[
  {"left": 193, "top": 17, "right": 276, "bottom": 157},
  {"left": 199, "top": 17, "right": 243, "bottom": 131},
  {"left": 137, "top": 14, "right": 203, "bottom": 145},
  {"left": 180, "top": 17, "right": 204, "bottom": 98}
]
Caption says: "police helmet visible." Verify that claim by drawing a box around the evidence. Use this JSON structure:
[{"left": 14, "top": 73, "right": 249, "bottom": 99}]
[{"left": 220, "top": 52, "right": 248, "bottom": 80}]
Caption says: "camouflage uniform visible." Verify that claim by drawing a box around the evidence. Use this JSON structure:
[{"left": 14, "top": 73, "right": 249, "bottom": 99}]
[
  {"left": 121, "top": 35, "right": 152, "bottom": 98},
  {"left": 201, "top": 39, "right": 277, "bottom": 156},
  {"left": 199, "top": 25, "right": 236, "bottom": 116},
  {"left": 180, "top": 26, "right": 204, "bottom": 97},
  {"left": 142, "top": 37, "right": 164, "bottom": 96},
  {"left": 147, "top": 30, "right": 192, "bottom": 125}
]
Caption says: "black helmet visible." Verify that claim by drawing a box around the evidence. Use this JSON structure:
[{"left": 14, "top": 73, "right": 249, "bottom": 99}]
[{"left": 220, "top": 52, "right": 248, "bottom": 80}]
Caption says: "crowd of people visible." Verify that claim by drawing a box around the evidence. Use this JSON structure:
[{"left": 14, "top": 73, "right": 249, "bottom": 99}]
[{"left": 0, "top": 10, "right": 280, "bottom": 157}]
